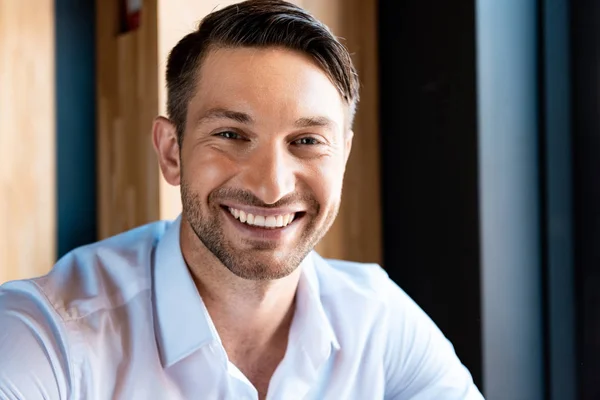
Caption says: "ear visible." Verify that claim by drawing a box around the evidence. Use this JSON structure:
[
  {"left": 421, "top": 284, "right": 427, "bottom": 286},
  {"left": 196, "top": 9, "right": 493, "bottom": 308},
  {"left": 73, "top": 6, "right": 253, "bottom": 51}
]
[
  {"left": 344, "top": 130, "right": 354, "bottom": 164},
  {"left": 152, "top": 116, "right": 181, "bottom": 186}
]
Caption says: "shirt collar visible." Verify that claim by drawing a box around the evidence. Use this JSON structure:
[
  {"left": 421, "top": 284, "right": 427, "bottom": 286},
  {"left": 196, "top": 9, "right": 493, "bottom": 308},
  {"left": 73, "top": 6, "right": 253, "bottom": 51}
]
[
  {"left": 294, "top": 252, "right": 341, "bottom": 356},
  {"left": 153, "top": 216, "right": 219, "bottom": 367},
  {"left": 269, "top": 253, "right": 341, "bottom": 398},
  {"left": 152, "top": 215, "right": 340, "bottom": 368}
]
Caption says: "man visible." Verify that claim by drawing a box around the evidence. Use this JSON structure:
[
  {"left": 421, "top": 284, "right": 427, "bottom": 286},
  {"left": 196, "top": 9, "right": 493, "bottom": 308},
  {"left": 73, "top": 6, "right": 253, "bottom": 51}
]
[{"left": 0, "top": 1, "right": 483, "bottom": 399}]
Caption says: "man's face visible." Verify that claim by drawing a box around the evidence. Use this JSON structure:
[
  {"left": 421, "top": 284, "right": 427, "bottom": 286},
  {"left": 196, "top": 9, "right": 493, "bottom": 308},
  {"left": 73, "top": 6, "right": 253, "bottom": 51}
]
[{"left": 178, "top": 47, "right": 351, "bottom": 280}]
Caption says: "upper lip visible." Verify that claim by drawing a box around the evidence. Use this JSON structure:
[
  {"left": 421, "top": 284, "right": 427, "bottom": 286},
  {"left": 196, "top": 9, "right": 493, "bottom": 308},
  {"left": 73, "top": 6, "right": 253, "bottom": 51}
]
[{"left": 221, "top": 203, "right": 304, "bottom": 216}]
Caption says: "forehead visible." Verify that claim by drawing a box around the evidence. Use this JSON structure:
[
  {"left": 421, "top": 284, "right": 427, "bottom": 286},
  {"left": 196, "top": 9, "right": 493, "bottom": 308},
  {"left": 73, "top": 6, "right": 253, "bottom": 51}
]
[{"left": 188, "top": 47, "right": 346, "bottom": 127}]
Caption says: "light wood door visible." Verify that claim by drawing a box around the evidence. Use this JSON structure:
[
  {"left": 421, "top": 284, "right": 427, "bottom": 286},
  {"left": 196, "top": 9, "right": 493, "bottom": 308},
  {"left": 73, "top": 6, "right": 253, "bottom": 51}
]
[{"left": 0, "top": 1, "right": 56, "bottom": 284}]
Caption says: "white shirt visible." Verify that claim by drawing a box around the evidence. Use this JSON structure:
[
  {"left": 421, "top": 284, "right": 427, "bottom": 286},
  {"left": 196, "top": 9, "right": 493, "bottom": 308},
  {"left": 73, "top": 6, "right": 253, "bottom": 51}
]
[{"left": 0, "top": 217, "right": 483, "bottom": 400}]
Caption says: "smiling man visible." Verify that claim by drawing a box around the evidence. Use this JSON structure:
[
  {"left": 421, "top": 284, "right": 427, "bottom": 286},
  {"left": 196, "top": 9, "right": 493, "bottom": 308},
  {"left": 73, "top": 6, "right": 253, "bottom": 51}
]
[{"left": 0, "top": 1, "right": 483, "bottom": 399}]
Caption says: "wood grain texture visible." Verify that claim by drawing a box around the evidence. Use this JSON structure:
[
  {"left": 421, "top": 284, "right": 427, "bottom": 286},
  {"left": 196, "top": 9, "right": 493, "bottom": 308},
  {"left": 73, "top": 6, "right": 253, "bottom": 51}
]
[
  {"left": 97, "top": 0, "right": 380, "bottom": 263},
  {"left": 0, "top": 1, "right": 56, "bottom": 283},
  {"left": 96, "top": 0, "right": 160, "bottom": 238}
]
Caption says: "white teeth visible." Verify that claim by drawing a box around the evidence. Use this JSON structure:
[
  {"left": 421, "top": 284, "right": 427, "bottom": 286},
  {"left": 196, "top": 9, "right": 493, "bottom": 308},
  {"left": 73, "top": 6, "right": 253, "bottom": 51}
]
[
  {"left": 228, "top": 207, "right": 296, "bottom": 228},
  {"left": 254, "top": 215, "right": 265, "bottom": 226},
  {"left": 265, "top": 216, "right": 277, "bottom": 227}
]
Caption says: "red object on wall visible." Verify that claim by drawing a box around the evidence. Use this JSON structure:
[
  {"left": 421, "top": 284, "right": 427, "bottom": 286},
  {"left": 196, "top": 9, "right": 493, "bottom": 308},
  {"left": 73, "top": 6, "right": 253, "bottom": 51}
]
[{"left": 122, "top": 0, "right": 142, "bottom": 32}]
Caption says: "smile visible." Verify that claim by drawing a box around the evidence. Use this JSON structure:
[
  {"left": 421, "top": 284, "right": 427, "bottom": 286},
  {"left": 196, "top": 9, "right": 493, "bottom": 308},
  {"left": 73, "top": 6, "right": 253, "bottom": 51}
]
[{"left": 227, "top": 207, "right": 296, "bottom": 229}]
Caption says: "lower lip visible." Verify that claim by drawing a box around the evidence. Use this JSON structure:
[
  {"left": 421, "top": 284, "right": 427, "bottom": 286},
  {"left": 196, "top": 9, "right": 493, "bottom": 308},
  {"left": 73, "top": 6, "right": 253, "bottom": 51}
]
[{"left": 221, "top": 208, "right": 301, "bottom": 240}]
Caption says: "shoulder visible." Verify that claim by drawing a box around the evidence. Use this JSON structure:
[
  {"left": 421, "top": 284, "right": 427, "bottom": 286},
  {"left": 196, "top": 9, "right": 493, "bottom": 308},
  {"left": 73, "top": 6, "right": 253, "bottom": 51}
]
[
  {"left": 313, "top": 253, "right": 413, "bottom": 313},
  {"left": 1, "top": 220, "right": 172, "bottom": 322},
  {"left": 313, "top": 254, "right": 482, "bottom": 398},
  {"left": 0, "top": 220, "right": 174, "bottom": 398},
  {"left": 311, "top": 252, "right": 421, "bottom": 342}
]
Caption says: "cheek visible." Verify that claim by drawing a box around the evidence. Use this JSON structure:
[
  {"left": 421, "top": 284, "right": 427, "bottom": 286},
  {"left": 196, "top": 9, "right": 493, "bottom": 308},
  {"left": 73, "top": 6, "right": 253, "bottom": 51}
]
[
  {"left": 304, "top": 158, "right": 346, "bottom": 209},
  {"left": 183, "top": 150, "right": 238, "bottom": 193}
]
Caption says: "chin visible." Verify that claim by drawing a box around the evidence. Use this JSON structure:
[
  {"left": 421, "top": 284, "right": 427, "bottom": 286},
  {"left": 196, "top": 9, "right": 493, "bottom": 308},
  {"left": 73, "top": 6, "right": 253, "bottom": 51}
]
[
  {"left": 225, "top": 259, "right": 297, "bottom": 281},
  {"left": 220, "top": 244, "right": 310, "bottom": 281}
]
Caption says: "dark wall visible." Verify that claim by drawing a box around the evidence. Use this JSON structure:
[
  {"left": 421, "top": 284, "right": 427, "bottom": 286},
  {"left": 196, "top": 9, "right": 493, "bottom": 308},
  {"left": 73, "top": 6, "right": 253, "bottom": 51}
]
[
  {"left": 378, "top": 0, "right": 482, "bottom": 388},
  {"left": 570, "top": 1, "right": 600, "bottom": 398},
  {"left": 55, "top": 0, "right": 97, "bottom": 258},
  {"left": 541, "top": 0, "right": 577, "bottom": 399}
]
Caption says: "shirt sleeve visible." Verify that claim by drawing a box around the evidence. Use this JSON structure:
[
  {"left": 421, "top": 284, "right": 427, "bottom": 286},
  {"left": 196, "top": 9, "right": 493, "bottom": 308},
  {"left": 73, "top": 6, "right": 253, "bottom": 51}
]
[
  {"left": 382, "top": 278, "right": 484, "bottom": 400},
  {"left": 0, "top": 281, "right": 70, "bottom": 400}
]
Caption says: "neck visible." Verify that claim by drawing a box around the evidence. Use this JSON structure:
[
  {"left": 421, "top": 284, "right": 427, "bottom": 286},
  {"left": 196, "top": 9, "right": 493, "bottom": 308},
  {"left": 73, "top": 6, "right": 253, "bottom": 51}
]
[{"left": 179, "top": 218, "right": 300, "bottom": 350}]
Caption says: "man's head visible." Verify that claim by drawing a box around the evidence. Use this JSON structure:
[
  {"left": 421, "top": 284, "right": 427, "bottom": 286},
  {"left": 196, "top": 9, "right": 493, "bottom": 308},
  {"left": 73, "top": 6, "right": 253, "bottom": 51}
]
[{"left": 153, "top": 0, "right": 359, "bottom": 280}]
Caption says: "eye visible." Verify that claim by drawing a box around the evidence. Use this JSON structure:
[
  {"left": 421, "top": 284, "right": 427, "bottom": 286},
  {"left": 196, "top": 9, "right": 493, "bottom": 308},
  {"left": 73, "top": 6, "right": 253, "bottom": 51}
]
[
  {"left": 216, "top": 131, "right": 242, "bottom": 140},
  {"left": 293, "top": 137, "right": 321, "bottom": 146}
]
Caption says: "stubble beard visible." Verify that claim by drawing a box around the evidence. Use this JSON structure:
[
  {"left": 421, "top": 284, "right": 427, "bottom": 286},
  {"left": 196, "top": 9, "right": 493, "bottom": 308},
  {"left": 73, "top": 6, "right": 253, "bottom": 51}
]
[{"left": 181, "top": 182, "right": 338, "bottom": 281}]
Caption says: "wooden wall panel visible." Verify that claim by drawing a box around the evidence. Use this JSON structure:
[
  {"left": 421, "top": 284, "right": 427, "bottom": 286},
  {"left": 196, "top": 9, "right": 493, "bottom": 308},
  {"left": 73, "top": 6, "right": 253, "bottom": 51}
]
[
  {"left": 0, "top": 1, "right": 56, "bottom": 283},
  {"left": 97, "top": 0, "right": 160, "bottom": 238}
]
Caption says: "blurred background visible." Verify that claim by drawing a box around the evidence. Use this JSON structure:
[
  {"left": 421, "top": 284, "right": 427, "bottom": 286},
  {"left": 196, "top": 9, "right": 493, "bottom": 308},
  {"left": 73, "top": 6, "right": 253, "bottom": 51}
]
[{"left": 1, "top": 0, "right": 597, "bottom": 399}]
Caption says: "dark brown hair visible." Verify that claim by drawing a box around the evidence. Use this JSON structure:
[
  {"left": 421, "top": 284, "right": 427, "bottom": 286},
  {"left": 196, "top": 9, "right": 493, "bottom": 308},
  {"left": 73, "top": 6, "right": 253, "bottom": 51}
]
[{"left": 165, "top": 0, "right": 359, "bottom": 141}]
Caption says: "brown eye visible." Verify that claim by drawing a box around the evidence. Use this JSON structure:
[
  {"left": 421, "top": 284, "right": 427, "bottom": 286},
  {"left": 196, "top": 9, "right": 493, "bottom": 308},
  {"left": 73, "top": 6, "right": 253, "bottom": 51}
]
[
  {"left": 217, "top": 131, "right": 241, "bottom": 139},
  {"left": 293, "top": 137, "right": 320, "bottom": 145}
]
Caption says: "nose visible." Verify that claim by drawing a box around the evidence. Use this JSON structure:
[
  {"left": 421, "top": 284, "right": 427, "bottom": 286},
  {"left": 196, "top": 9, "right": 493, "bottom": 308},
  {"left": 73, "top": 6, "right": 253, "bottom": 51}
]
[{"left": 239, "top": 143, "right": 296, "bottom": 205}]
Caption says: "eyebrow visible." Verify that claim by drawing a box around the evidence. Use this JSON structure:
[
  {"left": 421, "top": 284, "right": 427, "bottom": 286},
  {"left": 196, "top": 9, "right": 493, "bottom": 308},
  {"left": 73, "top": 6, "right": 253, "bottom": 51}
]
[
  {"left": 294, "top": 116, "right": 338, "bottom": 130},
  {"left": 196, "top": 108, "right": 253, "bottom": 125},
  {"left": 196, "top": 107, "right": 337, "bottom": 130}
]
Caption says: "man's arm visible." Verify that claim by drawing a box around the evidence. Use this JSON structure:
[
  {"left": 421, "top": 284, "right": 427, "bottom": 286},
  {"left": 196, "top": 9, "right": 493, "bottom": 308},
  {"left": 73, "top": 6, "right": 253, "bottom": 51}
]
[
  {"left": 0, "top": 281, "right": 70, "bottom": 400},
  {"left": 382, "top": 278, "right": 484, "bottom": 400}
]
